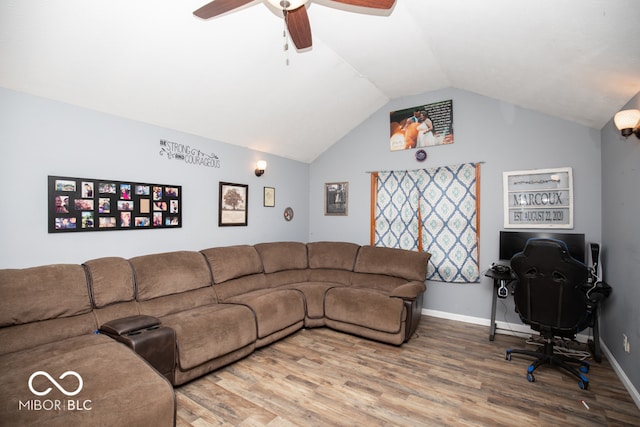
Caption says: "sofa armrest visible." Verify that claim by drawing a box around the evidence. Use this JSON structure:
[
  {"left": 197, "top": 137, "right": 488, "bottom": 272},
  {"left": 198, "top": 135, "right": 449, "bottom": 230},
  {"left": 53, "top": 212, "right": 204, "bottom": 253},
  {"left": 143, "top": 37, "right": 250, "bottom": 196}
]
[
  {"left": 390, "top": 281, "right": 426, "bottom": 300},
  {"left": 99, "top": 315, "right": 160, "bottom": 336}
]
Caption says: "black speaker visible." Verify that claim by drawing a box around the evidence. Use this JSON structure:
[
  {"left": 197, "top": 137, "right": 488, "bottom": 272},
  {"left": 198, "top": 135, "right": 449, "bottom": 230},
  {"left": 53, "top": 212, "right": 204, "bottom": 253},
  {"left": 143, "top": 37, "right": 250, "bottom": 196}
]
[{"left": 590, "top": 243, "right": 600, "bottom": 277}]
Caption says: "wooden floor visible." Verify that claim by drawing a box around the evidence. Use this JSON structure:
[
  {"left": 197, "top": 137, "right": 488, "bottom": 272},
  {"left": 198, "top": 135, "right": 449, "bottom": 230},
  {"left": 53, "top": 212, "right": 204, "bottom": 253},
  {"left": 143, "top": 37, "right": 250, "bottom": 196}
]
[{"left": 175, "top": 316, "right": 640, "bottom": 426}]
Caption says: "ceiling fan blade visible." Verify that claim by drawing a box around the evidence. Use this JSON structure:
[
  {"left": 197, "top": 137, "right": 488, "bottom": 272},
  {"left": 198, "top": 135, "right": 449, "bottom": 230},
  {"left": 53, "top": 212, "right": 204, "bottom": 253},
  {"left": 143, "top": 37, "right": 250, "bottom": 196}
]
[
  {"left": 286, "top": 6, "right": 312, "bottom": 50},
  {"left": 328, "top": 0, "right": 396, "bottom": 9},
  {"left": 193, "top": 0, "right": 255, "bottom": 19}
]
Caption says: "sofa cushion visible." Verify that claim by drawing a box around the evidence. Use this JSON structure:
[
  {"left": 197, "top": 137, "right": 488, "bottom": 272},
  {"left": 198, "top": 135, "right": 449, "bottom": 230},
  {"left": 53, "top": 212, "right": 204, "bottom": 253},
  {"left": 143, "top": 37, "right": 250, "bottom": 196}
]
[
  {"left": 130, "top": 251, "right": 213, "bottom": 301},
  {"left": 264, "top": 269, "right": 309, "bottom": 287},
  {"left": 354, "top": 246, "right": 430, "bottom": 282},
  {"left": 201, "top": 245, "right": 263, "bottom": 283},
  {"left": 0, "top": 264, "right": 91, "bottom": 327},
  {"left": 226, "top": 289, "right": 305, "bottom": 339},
  {"left": 325, "top": 287, "right": 406, "bottom": 334},
  {"left": 84, "top": 257, "right": 135, "bottom": 308},
  {"left": 307, "top": 268, "right": 353, "bottom": 285},
  {"left": 307, "top": 241, "right": 360, "bottom": 271},
  {"left": 138, "top": 287, "right": 218, "bottom": 318},
  {"left": 0, "top": 334, "right": 175, "bottom": 427},
  {"left": 0, "top": 313, "right": 97, "bottom": 356},
  {"left": 281, "top": 282, "right": 340, "bottom": 319},
  {"left": 254, "top": 242, "right": 308, "bottom": 273},
  {"left": 390, "top": 281, "right": 427, "bottom": 299},
  {"left": 350, "top": 272, "right": 407, "bottom": 293},
  {"left": 211, "top": 274, "right": 268, "bottom": 301},
  {"left": 161, "top": 304, "right": 256, "bottom": 370}
]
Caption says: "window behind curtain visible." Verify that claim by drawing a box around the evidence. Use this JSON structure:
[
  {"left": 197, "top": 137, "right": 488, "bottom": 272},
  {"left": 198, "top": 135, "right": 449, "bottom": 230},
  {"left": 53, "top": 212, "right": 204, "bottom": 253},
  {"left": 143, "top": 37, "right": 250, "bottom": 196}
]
[{"left": 373, "top": 163, "right": 480, "bottom": 283}]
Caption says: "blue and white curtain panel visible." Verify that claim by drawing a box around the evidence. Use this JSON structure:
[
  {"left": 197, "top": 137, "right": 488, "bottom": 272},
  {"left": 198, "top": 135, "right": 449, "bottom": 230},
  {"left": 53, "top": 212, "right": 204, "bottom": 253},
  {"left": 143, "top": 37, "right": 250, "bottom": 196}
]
[{"left": 374, "top": 163, "right": 480, "bottom": 283}]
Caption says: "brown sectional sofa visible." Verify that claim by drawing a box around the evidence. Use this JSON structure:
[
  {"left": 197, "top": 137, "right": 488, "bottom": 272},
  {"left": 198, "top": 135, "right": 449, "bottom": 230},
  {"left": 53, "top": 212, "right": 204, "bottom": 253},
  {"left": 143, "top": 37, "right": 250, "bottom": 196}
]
[{"left": 0, "top": 241, "right": 430, "bottom": 426}]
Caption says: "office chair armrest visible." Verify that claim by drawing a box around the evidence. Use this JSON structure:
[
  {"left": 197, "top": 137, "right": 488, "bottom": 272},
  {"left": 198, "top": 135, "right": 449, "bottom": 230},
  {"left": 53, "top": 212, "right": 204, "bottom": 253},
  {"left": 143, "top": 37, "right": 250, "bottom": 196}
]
[{"left": 390, "top": 281, "right": 426, "bottom": 300}]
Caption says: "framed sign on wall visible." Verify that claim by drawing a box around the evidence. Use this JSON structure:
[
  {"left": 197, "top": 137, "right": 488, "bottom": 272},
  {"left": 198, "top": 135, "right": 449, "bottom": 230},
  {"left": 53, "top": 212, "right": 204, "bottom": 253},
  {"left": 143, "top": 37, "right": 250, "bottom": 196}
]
[{"left": 503, "top": 167, "right": 573, "bottom": 229}]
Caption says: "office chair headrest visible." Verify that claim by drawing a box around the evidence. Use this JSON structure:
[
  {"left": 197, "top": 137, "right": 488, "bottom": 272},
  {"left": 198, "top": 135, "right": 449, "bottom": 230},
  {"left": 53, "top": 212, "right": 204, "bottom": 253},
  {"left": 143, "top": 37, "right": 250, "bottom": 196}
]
[
  {"left": 512, "top": 238, "right": 588, "bottom": 280},
  {"left": 522, "top": 238, "right": 570, "bottom": 258}
]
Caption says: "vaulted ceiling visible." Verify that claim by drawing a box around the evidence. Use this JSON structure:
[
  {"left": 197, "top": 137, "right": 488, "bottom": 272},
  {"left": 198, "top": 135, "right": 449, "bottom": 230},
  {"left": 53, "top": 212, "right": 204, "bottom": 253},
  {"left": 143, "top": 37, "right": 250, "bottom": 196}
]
[{"left": 1, "top": 0, "right": 639, "bottom": 163}]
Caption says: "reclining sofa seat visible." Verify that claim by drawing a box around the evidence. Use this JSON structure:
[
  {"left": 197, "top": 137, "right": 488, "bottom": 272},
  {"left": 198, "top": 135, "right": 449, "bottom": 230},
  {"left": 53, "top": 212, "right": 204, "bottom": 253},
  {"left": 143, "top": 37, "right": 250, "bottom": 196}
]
[
  {"left": 128, "top": 251, "right": 257, "bottom": 385},
  {"left": 0, "top": 263, "right": 175, "bottom": 426},
  {"left": 296, "top": 241, "right": 360, "bottom": 327},
  {"left": 251, "top": 241, "right": 359, "bottom": 328},
  {"left": 201, "top": 244, "right": 306, "bottom": 348},
  {"left": 324, "top": 245, "right": 430, "bottom": 345}
]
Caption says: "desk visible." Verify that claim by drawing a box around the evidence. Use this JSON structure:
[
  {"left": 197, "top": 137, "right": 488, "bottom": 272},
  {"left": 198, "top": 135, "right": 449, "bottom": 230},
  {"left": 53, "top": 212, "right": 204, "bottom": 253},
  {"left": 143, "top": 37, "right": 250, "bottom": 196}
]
[
  {"left": 485, "top": 267, "right": 611, "bottom": 362},
  {"left": 484, "top": 268, "right": 516, "bottom": 342}
]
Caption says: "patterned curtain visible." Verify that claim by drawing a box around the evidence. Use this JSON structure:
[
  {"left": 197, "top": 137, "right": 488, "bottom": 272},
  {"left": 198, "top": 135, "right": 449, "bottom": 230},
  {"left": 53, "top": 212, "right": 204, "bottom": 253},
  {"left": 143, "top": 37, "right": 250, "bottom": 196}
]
[{"left": 374, "top": 163, "right": 480, "bottom": 283}]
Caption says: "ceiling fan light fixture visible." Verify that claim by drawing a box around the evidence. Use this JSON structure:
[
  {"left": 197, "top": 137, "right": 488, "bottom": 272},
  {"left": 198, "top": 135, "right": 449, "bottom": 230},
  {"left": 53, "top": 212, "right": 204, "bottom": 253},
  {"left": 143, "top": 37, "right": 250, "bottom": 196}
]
[{"left": 266, "top": 0, "right": 307, "bottom": 10}]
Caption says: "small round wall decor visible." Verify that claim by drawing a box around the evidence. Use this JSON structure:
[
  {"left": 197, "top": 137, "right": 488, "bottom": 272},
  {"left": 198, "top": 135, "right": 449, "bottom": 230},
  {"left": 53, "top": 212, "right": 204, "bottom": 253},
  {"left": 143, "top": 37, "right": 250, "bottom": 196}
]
[
  {"left": 284, "top": 207, "right": 294, "bottom": 221},
  {"left": 415, "top": 149, "right": 427, "bottom": 162}
]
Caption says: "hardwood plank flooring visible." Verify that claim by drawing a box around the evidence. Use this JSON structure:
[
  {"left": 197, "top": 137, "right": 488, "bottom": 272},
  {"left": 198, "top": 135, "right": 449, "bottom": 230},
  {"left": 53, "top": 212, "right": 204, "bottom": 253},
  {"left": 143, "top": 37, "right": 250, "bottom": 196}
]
[{"left": 176, "top": 316, "right": 640, "bottom": 426}]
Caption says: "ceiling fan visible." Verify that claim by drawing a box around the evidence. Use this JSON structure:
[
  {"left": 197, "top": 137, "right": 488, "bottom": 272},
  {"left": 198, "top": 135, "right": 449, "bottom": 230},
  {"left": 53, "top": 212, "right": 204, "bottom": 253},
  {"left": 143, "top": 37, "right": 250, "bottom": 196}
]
[{"left": 193, "top": 0, "right": 396, "bottom": 50}]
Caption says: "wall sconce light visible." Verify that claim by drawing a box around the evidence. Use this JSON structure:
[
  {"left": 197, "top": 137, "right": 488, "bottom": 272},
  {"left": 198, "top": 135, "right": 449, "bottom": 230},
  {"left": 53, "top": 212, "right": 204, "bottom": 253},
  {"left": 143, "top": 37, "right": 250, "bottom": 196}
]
[
  {"left": 614, "top": 109, "right": 640, "bottom": 139},
  {"left": 255, "top": 160, "right": 267, "bottom": 177}
]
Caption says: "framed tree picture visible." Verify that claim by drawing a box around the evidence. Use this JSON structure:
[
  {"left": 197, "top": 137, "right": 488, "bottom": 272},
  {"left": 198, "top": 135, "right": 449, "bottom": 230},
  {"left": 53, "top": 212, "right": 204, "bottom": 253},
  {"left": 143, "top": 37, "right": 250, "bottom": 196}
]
[
  {"left": 324, "top": 182, "right": 348, "bottom": 216},
  {"left": 219, "top": 182, "right": 248, "bottom": 226}
]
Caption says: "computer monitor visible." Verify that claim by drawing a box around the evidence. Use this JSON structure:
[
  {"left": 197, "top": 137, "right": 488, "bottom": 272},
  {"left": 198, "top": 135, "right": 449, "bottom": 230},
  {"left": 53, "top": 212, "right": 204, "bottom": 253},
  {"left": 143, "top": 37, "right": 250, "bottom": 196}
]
[{"left": 499, "top": 231, "right": 586, "bottom": 263}]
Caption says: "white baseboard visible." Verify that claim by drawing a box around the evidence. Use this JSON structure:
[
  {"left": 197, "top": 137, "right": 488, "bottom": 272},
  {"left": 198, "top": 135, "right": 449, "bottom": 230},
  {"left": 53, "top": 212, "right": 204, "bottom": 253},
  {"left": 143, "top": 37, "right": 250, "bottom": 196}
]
[
  {"left": 599, "top": 339, "right": 640, "bottom": 409},
  {"left": 422, "top": 308, "right": 640, "bottom": 410},
  {"left": 422, "top": 308, "right": 536, "bottom": 338}
]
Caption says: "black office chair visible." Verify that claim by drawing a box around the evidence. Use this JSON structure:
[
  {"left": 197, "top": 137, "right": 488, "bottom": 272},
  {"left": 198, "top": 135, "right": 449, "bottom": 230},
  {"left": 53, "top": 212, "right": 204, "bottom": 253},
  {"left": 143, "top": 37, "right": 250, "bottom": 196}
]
[{"left": 505, "top": 238, "right": 592, "bottom": 389}]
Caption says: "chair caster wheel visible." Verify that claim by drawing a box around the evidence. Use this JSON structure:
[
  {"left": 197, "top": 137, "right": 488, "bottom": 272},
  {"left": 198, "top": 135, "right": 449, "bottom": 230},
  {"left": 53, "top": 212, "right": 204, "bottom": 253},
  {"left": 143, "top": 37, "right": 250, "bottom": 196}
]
[
  {"left": 505, "top": 351, "right": 512, "bottom": 361},
  {"left": 527, "top": 372, "right": 535, "bottom": 382},
  {"left": 579, "top": 374, "right": 589, "bottom": 390}
]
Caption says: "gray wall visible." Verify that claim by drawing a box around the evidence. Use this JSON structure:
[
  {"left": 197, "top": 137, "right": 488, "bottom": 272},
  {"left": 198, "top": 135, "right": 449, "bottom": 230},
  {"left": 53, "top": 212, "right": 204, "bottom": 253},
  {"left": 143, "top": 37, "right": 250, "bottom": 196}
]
[
  {"left": 310, "top": 87, "right": 602, "bottom": 325},
  {"left": 600, "top": 91, "right": 640, "bottom": 394},
  {"left": 0, "top": 88, "right": 310, "bottom": 268}
]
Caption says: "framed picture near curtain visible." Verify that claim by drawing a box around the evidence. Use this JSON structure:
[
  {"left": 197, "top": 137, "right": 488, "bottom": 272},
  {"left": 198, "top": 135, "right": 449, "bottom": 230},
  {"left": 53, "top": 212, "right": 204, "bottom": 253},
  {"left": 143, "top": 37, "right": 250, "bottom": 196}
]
[
  {"left": 324, "top": 182, "right": 348, "bottom": 216},
  {"left": 503, "top": 167, "right": 573, "bottom": 229},
  {"left": 219, "top": 182, "right": 248, "bottom": 226}
]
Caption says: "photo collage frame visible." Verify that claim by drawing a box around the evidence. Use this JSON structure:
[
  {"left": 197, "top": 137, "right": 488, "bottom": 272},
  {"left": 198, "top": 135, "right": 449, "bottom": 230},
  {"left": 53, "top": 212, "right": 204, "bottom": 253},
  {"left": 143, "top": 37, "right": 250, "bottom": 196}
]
[{"left": 48, "top": 175, "right": 182, "bottom": 233}]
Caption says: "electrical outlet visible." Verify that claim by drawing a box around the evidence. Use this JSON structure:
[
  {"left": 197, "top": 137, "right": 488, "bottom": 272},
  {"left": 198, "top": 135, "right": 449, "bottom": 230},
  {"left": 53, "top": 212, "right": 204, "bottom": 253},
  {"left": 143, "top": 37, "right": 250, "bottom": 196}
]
[{"left": 623, "top": 334, "right": 631, "bottom": 353}]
